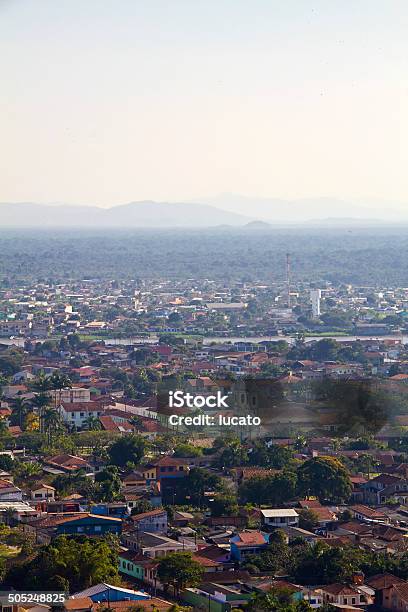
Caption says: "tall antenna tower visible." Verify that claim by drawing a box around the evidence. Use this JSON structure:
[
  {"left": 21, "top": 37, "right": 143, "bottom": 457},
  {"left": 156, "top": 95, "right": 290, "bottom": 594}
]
[{"left": 286, "top": 252, "right": 291, "bottom": 308}]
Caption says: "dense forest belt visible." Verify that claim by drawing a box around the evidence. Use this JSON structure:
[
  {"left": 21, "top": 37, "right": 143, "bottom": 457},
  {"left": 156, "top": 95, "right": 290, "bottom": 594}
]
[{"left": 0, "top": 227, "right": 407, "bottom": 284}]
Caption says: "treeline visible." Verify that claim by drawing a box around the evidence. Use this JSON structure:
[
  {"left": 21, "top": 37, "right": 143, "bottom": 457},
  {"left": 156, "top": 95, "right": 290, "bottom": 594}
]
[
  {"left": 2, "top": 228, "right": 408, "bottom": 284},
  {"left": 243, "top": 530, "right": 408, "bottom": 585}
]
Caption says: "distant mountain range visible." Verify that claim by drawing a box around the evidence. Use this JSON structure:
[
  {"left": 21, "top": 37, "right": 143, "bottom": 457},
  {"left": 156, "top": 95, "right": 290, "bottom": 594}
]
[
  {"left": 0, "top": 196, "right": 407, "bottom": 228},
  {"left": 193, "top": 193, "right": 408, "bottom": 223},
  {"left": 0, "top": 201, "right": 253, "bottom": 228}
]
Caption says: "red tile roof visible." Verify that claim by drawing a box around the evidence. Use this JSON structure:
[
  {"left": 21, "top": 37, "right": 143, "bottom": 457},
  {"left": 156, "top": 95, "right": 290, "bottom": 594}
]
[
  {"left": 368, "top": 474, "right": 401, "bottom": 485},
  {"left": 298, "top": 499, "right": 323, "bottom": 509},
  {"left": 149, "top": 456, "right": 188, "bottom": 467},
  {"left": 192, "top": 554, "right": 221, "bottom": 567},
  {"left": 350, "top": 476, "right": 368, "bottom": 485},
  {"left": 138, "top": 418, "right": 166, "bottom": 433},
  {"left": 340, "top": 521, "right": 373, "bottom": 535},
  {"left": 366, "top": 573, "right": 406, "bottom": 589},
  {"left": 130, "top": 509, "right": 166, "bottom": 522},
  {"left": 60, "top": 402, "right": 102, "bottom": 412},
  {"left": 99, "top": 415, "right": 134, "bottom": 432},
  {"left": 119, "top": 550, "right": 150, "bottom": 563},
  {"left": 389, "top": 581, "right": 408, "bottom": 602},
  {"left": 351, "top": 504, "right": 388, "bottom": 519},
  {"left": 321, "top": 583, "right": 360, "bottom": 595},
  {"left": 311, "top": 507, "right": 337, "bottom": 522},
  {"left": 197, "top": 545, "right": 229, "bottom": 561},
  {"left": 64, "top": 597, "right": 93, "bottom": 611},
  {"left": 46, "top": 454, "right": 89, "bottom": 470},
  {"left": 0, "top": 479, "right": 18, "bottom": 490},
  {"left": 234, "top": 531, "right": 266, "bottom": 547}
]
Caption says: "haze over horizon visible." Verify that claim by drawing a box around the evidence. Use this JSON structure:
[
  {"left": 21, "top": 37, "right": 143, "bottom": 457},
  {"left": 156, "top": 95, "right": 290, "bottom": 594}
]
[
  {"left": 3, "top": 193, "right": 408, "bottom": 213},
  {"left": 3, "top": 193, "right": 408, "bottom": 221},
  {"left": 1, "top": 1, "right": 407, "bottom": 214},
  {"left": 2, "top": 195, "right": 408, "bottom": 227}
]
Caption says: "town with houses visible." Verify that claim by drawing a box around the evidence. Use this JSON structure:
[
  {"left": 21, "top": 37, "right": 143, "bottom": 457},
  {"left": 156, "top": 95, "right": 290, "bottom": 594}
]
[{"left": 2, "top": 278, "right": 408, "bottom": 611}]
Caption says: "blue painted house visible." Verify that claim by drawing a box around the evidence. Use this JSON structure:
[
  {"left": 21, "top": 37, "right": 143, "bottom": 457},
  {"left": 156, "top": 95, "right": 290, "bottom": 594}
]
[
  {"left": 57, "top": 513, "right": 122, "bottom": 537},
  {"left": 71, "top": 583, "right": 150, "bottom": 603},
  {"left": 230, "top": 530, "right": 269, "bottom": 562},
  {"left": 23, "top": 512, "right": 123, "bottom": 544}
]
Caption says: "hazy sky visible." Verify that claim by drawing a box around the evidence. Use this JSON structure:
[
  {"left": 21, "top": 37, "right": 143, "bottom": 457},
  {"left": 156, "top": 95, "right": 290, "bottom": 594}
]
[{"left": 1, "top": 0, "right": 407, "bottom": 207}]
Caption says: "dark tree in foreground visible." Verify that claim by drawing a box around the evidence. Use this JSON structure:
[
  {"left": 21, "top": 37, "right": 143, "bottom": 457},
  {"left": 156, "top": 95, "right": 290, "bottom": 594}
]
[
  {"left": 108, "top": 434, "right": 147, "bottom": 467},
  {"left": 4, "top": 535, "right": 119, "bottom": 592},
  {"left": 297, "top": 456, "right": 352, "bottom": 502},
  {"left": 157, "top": 552, "right": 203, "bottom": 596},
  {"left": 240, "top": 471, "right": 297, "bottom": 506}
]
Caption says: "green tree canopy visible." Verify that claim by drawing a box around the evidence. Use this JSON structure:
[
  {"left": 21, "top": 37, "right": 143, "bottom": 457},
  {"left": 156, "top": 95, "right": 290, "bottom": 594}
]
[
  {"left": 181, "top": 467, "right": 221, "bottom": 507},
  {"left": 4, "top": 535, "right": 119, "bottom": 592},
  {"left": 108, "top": 434, "right": 147, "bottom": 467},
  {"left": 173, "top": 443, "right": 203, "bottom": 458},
  {"left": 298, "top": 508, "right": 319, "bottom": 531},
  {"left": 157, "top": 552, "right": 203, "bottom": 596},
  {"left": 240, "top": 471, "right": 297, "bottom": 506},
  {"left": 297, "top": 456, "right": 352, "bottom": 502},
  {"left": 211, "top": 494, "right": 239, "bottom": 517}
]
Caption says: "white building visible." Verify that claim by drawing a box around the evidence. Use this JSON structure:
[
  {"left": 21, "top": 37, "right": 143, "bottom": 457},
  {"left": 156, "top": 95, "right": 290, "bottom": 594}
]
[
  {"left": 30, "top": 484, "right": 56, "bottom": 501},
  {"left": 261, "top": 508, "right": 299, "bottom": 528},
  {"left": 130, "top": 509, "right": 168, "bottom": 533},
  {"left": 58, "top": 401, "right": 104, "bottom": 428},
  {"left": 310, "top": 289, "right": 321, "bottom": 318}
]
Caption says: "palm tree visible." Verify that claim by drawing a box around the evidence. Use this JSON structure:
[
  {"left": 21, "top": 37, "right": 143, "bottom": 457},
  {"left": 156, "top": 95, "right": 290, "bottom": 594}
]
[
  {"left": 31, "top": 393, "right": 51, "bottom": 434},
  {"left": 42, "top": 407, "right": 63, "bottom": 443},
  {"left": 359, "top": 453, "right": 379, "bottom": 479},
  {"left": 49, "top": 371, "right": 72, "bottom": 408},
  {"left": 330, "top": 438, "right": 342, "bottom": 452},
  {"left": 31, "top": 372, "right": 52, "bottom": 394},
  {"left": 83, "top": 415, "right": 102, "bottom": 431},
  {"left": 11, "top": 397, "right": 30, "bottom": 429},
  {"left": 15, "top": 461, "right": 42, "bottom": 479}
]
